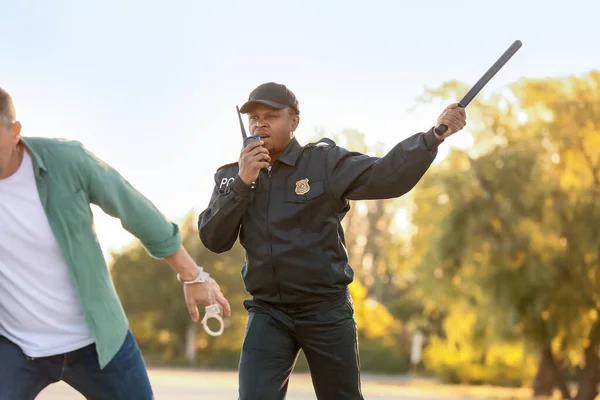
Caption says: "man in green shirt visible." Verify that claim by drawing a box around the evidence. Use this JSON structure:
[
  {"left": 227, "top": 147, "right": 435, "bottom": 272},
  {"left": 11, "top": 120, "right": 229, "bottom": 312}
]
[{"left": 0, "top": 87, "right": 231, "bottom": 400}]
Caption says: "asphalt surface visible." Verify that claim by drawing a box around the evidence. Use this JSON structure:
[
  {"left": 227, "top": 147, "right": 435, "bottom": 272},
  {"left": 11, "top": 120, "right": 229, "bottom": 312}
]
[{"left": 35, "top": 369, "right": 530, "bottom": 400}]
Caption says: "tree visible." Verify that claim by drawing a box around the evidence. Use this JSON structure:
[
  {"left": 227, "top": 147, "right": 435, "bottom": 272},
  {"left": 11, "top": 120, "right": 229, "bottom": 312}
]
[{"left": 408, "top": 70, "right": 600, "bottom": 397}]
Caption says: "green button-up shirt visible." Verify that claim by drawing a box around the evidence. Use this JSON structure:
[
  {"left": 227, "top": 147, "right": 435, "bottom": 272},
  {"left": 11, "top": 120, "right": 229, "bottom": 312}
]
[{"left": 19, "top": 136, "right": 182, "bottom": 369}]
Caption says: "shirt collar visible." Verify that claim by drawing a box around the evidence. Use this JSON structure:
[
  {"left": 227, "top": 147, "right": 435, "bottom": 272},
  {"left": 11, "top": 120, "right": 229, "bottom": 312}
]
[
  {"left": 276, "top": 137, "right": 302, "bottom": 166},
  {"left": 20, "top": 137, "right": 47, "bottom": 178}
]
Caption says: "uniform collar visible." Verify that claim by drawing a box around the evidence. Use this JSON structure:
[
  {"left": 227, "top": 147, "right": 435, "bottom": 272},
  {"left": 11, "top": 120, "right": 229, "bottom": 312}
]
[{"left": 276, "top": 136, "right": 302, "bottom": 166}]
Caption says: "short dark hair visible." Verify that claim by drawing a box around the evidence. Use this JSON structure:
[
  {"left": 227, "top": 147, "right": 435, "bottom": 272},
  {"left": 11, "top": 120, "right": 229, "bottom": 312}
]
[{"left": 0, "top": 87, "right": 16, "bottom": 126}]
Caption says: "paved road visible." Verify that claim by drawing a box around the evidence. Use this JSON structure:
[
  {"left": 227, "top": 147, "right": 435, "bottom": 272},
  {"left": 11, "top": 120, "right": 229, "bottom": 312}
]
[{"left": 36, "top": 369, "right": 529, "bottom": 400}]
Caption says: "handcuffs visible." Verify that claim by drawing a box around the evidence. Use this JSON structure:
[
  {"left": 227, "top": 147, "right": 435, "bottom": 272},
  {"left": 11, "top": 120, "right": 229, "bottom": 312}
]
[
  {"left": 177, "top": 265, "right": 224, "bottom": 337},
  {"left": 201, "top": 304, "right": 224, "bottom": 337}
]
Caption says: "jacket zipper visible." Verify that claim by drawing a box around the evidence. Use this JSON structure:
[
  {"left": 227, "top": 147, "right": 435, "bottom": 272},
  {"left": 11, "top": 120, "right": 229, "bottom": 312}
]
[{"left": 267, "top": 167, "right": 282, "bottom": 301}]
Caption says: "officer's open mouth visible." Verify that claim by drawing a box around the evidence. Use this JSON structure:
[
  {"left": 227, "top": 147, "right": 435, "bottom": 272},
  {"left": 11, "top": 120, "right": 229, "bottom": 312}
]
[{"left": 253, "top": 131, "right": 270, "bottom": 139}]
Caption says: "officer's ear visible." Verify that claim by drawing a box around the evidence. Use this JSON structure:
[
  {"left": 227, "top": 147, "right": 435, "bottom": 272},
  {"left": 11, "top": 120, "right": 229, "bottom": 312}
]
[{"left": 289, "top": 109, "right": 299, "bottom": 132}]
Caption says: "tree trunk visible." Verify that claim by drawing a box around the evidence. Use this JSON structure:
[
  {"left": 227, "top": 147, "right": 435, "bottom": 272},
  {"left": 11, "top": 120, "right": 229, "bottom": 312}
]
[
  {"left": 532, "top": 346, "right": 554, "bottom": 396},
  {"left": 532, "top": 345, "right": 572, "bottom": 399},
  {"left": 574, "top": 345, "right": 599, "bottom": 400},
  {"left": 552, "top": 356, "right": 574, "bottom": 400},
  {"left": 185, "top": 323, "right": 197, "bottom": 363},
  {"left": 363, "top": 200, "right": 386, "bottom": 299},
  {"left": 575, "top": 319, "right": 600, "bottom": 400}
]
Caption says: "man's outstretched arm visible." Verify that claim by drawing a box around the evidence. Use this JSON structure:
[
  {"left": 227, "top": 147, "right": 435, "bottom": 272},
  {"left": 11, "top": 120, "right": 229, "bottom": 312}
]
[
  {"left": 327, "top": 103, "right": 466, "bottom": 202},
  {"left": 76, "top": 144, "right": 231, "bottom": 320}
]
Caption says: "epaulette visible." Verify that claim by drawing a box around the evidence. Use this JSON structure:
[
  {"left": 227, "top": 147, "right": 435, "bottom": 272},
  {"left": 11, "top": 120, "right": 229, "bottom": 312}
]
[
  {"left": 216, "top": 161, "right": 238, "bottom": 172},
  {"left": 305, "top": 137, "right": 336, "bottom": 149}
]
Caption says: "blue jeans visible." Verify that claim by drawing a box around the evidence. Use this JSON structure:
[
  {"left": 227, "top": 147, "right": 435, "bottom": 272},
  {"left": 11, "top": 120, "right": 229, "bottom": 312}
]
[{"left": 0, "top": 330, "right": 153, "bottom": 400}]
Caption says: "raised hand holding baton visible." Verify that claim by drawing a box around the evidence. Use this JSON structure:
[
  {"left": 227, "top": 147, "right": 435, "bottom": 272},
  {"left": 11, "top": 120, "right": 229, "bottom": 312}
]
[{"left": 435, "top": 40, "right": 523, "bottom": 136}]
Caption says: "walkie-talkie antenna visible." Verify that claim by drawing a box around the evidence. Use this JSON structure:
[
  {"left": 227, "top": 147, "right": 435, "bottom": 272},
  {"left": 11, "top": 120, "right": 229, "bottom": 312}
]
[{"left": 236, "top": 106, "right": 248, "bottom": 139}]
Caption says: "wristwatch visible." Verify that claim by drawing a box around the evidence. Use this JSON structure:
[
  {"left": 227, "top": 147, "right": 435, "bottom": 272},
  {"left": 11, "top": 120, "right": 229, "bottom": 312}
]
[{"left": 177, "top": 265, "right": 210, "bottom": 284}]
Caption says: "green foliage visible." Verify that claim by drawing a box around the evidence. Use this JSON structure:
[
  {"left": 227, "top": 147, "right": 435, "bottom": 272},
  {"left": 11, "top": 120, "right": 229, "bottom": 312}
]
[
  {"left": 408, "top": 70, "right": 600, "bottom": 385},
  {"left": 422, "top": 303, "right": 538, "bottom": 386}
]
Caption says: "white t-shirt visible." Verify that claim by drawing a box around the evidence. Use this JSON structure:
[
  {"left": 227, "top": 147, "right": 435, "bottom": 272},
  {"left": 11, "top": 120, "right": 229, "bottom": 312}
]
[{"left": 0, "top": 150, "right": 95, "bottom": 357}]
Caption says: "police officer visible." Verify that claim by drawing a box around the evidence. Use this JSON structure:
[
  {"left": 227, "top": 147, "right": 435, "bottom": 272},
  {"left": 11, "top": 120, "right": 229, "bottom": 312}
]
[{"left": 198, "top": 82, "right": 466, "bottom": 399}]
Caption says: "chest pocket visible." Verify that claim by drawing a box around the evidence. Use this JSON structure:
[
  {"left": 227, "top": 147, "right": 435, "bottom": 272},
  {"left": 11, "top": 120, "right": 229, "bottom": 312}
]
[{"left": 279, "top": 179, "right": 329, "bottom": 232}]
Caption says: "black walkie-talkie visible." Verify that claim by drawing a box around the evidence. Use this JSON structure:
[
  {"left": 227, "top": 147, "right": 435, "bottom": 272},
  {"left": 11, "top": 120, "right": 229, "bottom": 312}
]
[
  {"left": 237, "top": 106, "right": 259, "bottom": 188},
  {"left": 237, "top": 106, "right": 260, "bottom": 148}
]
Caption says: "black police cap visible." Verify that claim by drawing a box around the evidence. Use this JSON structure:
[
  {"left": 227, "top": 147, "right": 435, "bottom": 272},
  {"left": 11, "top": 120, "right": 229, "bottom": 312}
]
[{"left": 239, "top": 82, "right": 299, "bottom": 115}]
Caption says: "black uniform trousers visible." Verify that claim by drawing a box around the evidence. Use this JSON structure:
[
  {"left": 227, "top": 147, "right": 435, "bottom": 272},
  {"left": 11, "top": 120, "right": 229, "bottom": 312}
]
[{"left": 238, "top": 293, "right": 363, "bottom": 400}]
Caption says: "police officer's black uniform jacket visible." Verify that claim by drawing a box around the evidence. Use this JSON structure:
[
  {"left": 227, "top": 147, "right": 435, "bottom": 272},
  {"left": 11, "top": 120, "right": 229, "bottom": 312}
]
[{"left": 198, "top": 128, "right": 443, "bottom": 316}]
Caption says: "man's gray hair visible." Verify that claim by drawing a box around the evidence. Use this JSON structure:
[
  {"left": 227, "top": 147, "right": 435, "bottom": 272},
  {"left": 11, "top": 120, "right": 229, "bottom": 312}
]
[{"left": 0, "top": 87, "right": 16, "bottom": 126}]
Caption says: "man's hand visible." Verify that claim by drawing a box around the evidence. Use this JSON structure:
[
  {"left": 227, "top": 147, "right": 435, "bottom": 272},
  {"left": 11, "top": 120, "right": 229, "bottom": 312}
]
[
  {"left": 435, "top": 103, "right": 467, "bottom": 140},
  {"left": 238, "top": 139, "right": 270, "bottom": 185},
  {"left": 163, "top": 245, "right": 232, "bottom": 323},
  {"left": 183, "top": 277, "right": 231, "bottom": 323}
]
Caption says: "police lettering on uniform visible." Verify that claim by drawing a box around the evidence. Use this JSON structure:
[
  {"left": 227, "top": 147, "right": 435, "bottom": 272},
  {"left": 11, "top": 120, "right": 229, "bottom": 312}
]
[{"left": 198, "top": 82, "right": 467, "bottom": 399}]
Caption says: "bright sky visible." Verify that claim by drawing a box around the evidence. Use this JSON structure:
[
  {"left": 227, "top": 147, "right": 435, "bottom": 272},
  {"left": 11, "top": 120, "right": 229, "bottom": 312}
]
[{"left": 2, "top": 0, "right": 598, "bottom": 257}]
